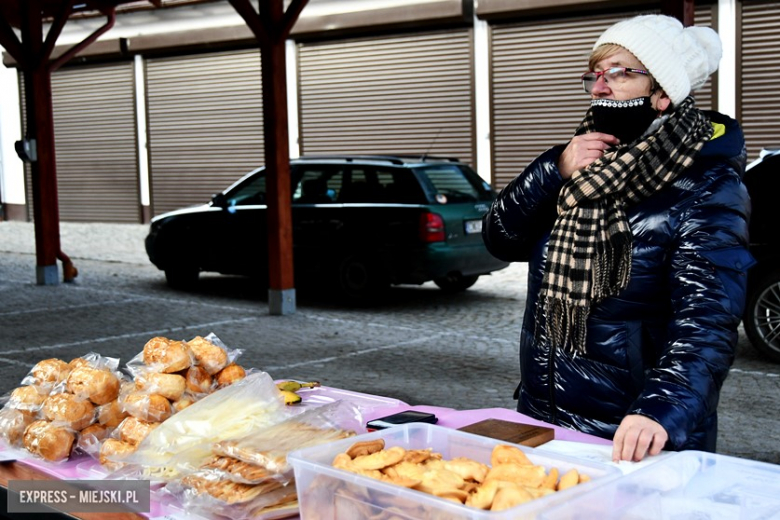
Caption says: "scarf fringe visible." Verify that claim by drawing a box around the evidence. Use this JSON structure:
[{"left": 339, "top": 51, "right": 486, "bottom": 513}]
[
  {"left": 537, "top": 297, "right": 590, "bottom": 356},
  {"left": 593, "top": 231, "right": 632, "bottom": 301}
]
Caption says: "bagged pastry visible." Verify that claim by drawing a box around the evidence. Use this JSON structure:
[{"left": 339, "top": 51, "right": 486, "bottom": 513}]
[
  {"left": 163, "top": 401, "right": 362, "bottom": 520},
  {"left": 118, "top": 371, "right": 288, "bottom": 480}
]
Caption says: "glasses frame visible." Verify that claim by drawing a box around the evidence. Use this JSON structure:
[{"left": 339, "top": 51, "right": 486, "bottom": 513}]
[{"left": 581, "top": 67, "right": 650, "bottom": 93}]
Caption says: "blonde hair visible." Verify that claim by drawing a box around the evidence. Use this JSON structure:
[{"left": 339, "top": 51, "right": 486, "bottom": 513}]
[{"left": 589, "top": 44, "right": 661, "bottom": 93}]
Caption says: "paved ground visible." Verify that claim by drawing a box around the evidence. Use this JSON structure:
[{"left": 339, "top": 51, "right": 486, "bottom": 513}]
[{"left": 0, "top": 221, "right": 778, "bottom": 464}]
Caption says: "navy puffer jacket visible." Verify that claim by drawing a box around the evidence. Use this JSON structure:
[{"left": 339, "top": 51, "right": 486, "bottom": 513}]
[{"left": 482, "top": 112, "right": 753, "bottom": 451}]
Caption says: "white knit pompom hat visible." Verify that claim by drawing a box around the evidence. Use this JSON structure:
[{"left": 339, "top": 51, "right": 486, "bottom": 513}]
[{"left": 594, "top": 14, "right": 722, "bottom": 106}]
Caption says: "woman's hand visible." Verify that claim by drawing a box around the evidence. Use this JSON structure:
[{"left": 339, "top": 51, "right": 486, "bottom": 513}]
[
  {"left": 612, "top": 414, "right": 668, "bottom": 462},
  {"left": 558, "top": 132, "right": 620, "bottom": 179}
]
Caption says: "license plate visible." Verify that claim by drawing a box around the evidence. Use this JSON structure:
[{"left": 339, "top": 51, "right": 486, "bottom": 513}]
[{"left": 464, "top": 219, "right": 482, "bottom": 234}]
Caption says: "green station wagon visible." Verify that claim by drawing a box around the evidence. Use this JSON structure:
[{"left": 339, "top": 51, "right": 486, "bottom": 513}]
[{"left": 145, "top": 155, "right": 509, "bottom": 299}]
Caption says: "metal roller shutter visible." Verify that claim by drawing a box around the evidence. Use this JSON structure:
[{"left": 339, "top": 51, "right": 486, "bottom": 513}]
[
  {"left": 21, "top": 62, "right": 139, "bottom": 223},
  {"left": 297, "top": 30, "right": 475, "bottom": 166},
  {"left": 490, "top": 7, "right": 715, "bottom": 189},
  {"left": 145, "top": 49, "right": 265, "bottom": 216},
  {"left": 692, "top": 5, "right": 716, "bottom": 112},
  {"left": 741, "top": 2, "right": 780, "bottom": 162}
]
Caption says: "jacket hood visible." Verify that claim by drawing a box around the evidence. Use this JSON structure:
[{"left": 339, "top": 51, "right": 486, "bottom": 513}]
[{"left": 700, "top": 111, "right": 747, "bottom": 176}]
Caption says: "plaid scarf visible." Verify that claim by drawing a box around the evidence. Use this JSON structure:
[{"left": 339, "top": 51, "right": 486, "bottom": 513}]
[{"left": 537, "top": 96, "right": 713, "bottom": 355}]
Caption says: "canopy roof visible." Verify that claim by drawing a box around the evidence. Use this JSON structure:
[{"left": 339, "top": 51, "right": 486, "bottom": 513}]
[{"left": 0, "top": 0, "right": 166, "bottom": 29}]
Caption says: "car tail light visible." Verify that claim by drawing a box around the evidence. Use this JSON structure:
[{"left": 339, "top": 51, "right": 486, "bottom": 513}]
[{"left": 419, "top": 212, "right": 446, "bottom": 243}]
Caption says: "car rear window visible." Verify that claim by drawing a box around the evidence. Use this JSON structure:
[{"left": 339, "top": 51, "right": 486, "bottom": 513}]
[{"left": 416, "top": 164, "right": 493, "bottom": 202}]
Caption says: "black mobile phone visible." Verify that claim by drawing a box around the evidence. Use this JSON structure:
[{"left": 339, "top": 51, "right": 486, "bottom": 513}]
[{"left": 366, "top": 410, "right": 438, "bottom": 431}]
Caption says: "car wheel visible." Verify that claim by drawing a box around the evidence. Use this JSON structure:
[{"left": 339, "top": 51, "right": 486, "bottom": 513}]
[
  {"left": 337, "top": 254, "right": 388, "bottom": 301},
  {"left": 744, "top": 271, "right": 780, "bottom": 363},
  {"left": 434, "top": 274, "right": 480, "bottom": 292},
  {"left": 164, "top": 266, "right": 200, "bottom": 290}
]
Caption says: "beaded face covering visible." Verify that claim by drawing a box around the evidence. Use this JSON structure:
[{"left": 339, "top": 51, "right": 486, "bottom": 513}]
[{"left": 590, "top": 96, "right": 658, "bottom": 145}]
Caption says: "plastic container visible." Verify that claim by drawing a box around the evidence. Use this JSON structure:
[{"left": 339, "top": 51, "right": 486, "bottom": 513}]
[
  {"left": 539, "top": 450, "right": 780, "bottom": 520},
  {"left": 288, "top": 423, "right": 621, "bottom": 520}
]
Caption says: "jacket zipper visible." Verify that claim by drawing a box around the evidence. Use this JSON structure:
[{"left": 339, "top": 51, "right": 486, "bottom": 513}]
[{"left": 547, "top": 339, "right": 557, "bottom": 424}]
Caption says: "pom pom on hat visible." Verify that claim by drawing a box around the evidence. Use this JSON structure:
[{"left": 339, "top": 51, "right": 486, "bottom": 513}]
[{"left": 594, "top": 14, "right": 722, "bottom": 106}]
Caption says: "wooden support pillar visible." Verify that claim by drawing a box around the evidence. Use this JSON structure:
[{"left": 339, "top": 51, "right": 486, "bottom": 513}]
[
  {"left": 20, "top": 0, "right": 61, "bottom": 285},
  {"left": 262, "top": 30, "right": 296, "bottom": 315},
  {"left": 661, "top": 0, "right": 695, "bottom": 26},
  {"left": 1, "top": 0, "right": 116, "bottom": 285},
  {"left": 229, "top": 0, "right": 307, "bottom": 315}
]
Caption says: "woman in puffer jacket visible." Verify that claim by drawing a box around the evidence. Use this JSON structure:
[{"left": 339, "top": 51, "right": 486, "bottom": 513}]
[{"left": 482, "top": 15, "right": 753, "bottom": 463}]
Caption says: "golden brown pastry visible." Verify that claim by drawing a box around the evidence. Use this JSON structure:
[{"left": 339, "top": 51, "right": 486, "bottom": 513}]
[
  {"left": 42, "top": 393, "right": 95, "bottom": 431},
  {"left": 0, "top": 408, "right": 35, "bottom": 446},
  {"left": 135, "top": 372, "right": 186, "bottom": 401},
  {"left": 9, "top": 385, "right": 48, "bottom": 412},
  {"left": 66, "top": 366, "right": 120, "bottom": 405},
  {"left": 185, "top": 365, "right": 213, "bottom": 394},
  {"left": 30, "top": 358, "right": 71, "bottom": 385},
  {"left": 123, "top": 393, "right": 172, "bottom": 423},
  {"left": 23, "top": 420, "right": 75, "bottom": 462},
  {"left": 143, "top": 337, "right": 192, "bottom": 373},
  {"left": 99, "top": 438, "right": 136, "bottom": 471},
  {"left": 187, "top": 336, "right": 229, "bottom": 375},
  {"left": 216, "top": 363, "right": 246, "bottom": 387},
  {"left": 118, "top": 416, "right": 160, "bottom": 446},
  {"left": 76, "top": 423, "right": 109, "bottom": 452},
  {"left": 172, "top": 397, "right": 195, "bottom": 413},
  {"left": 68, "top": 357, "right": 92, "bottom": 370},
  {"left": 96, "top": 400, "right": 128, "bottom": 427}
]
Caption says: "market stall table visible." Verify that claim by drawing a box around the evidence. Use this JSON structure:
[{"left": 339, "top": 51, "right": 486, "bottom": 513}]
[{"left": 0, "top": 385, "right": 614, "bottom": 519}]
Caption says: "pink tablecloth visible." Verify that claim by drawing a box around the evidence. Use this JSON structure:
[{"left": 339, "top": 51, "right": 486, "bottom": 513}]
[
  {"left": 362, "top": 403, "right": 612, "bottom": 446},
  {"left": 0, "top": 385, "right": 609, "bottom": 519}
]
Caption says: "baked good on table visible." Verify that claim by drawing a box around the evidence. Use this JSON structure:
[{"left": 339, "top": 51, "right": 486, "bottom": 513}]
[
  {"left": 67, "top": 366, "right": 121, "bottom": 405},
  {"left": 76, "top": 423, "right": 110, "bottom": 452},
  {"left": 135, "top": 372, "right": 186, "bottom": 401},
  {"left": 99, "top": 438, "right": 136, "bottom": 471},
  {"left": 181, "top": 475, "right": 283, "bottom": 504},
  {"left": 172, "top": 397, "right": 194, "bottom": 413},
  {"left": 123, "top": 392, "right": 172, "bottom": 423},
  {"left": 201, "top": 454, "right": 274, "bottom": 482},
  {"left": 9, "top": 385, "right": 48, "bottom": 413},
  {"left": 68, "top": 357, "right": 92, "bottom": 370},
  {"left": 187, "top": 336, "right": 229, "bottom": 375},
  {"left": 42, "top": 393, "right": 95, "bottom": 431},
  {"left": 0, "top": 408, "right": 34, "bottom": 446},
  {"left": 118, "top": 416, "right": 160, "bottom": 446},
  {"left": 97, "top": 399, "right": 128, "bottom": 427},
  {"left": 23, "top": 420, "right": 75, "bottom": 462},
  {"left": 184, "top": 365, "right": 212, "bottom": 394},
  {"left": 30, "top": 358, "right": 71, "bottom": 385},
  {"left": 142, "top": 337, "right": 191, "bottom": 373},
  {"left": 216, "top": 363, "right": 246, "bottom": 387}
]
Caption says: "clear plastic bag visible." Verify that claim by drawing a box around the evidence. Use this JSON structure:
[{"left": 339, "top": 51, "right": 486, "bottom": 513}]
[
  {"left": 163, "top": 400, "right": 363, "bottom": 520},
  {"left": 108, "top": 371, "right": 287, "bottom": 480}
]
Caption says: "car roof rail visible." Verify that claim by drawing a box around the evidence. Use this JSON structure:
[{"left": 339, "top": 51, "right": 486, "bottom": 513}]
[
  {"left": 295, "top": 154, "right": 462, "bottom": 165},
  {"left": 297, "top": 155, "right": 405, "bottom": 165},
  {"left": 390, "top": 154, "right": 461, "bottom": 163}
]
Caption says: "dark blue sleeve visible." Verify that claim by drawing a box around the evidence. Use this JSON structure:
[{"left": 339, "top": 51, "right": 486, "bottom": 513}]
[
  {"left": 629, "top": 167, "right": 753, "bottom": 449},
  {"left": 482, "top": 145, "right": 566, "bottom": 262}
]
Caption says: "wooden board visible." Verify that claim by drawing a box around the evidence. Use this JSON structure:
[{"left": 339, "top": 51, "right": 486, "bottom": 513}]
[{"left": 458, "top": 419, "right": 555, "bottom": 447}]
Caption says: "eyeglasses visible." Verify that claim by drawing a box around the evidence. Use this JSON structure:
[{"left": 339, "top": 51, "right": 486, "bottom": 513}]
[{"left": 581, "top": 67, "right": 650, "bottom": 93}]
